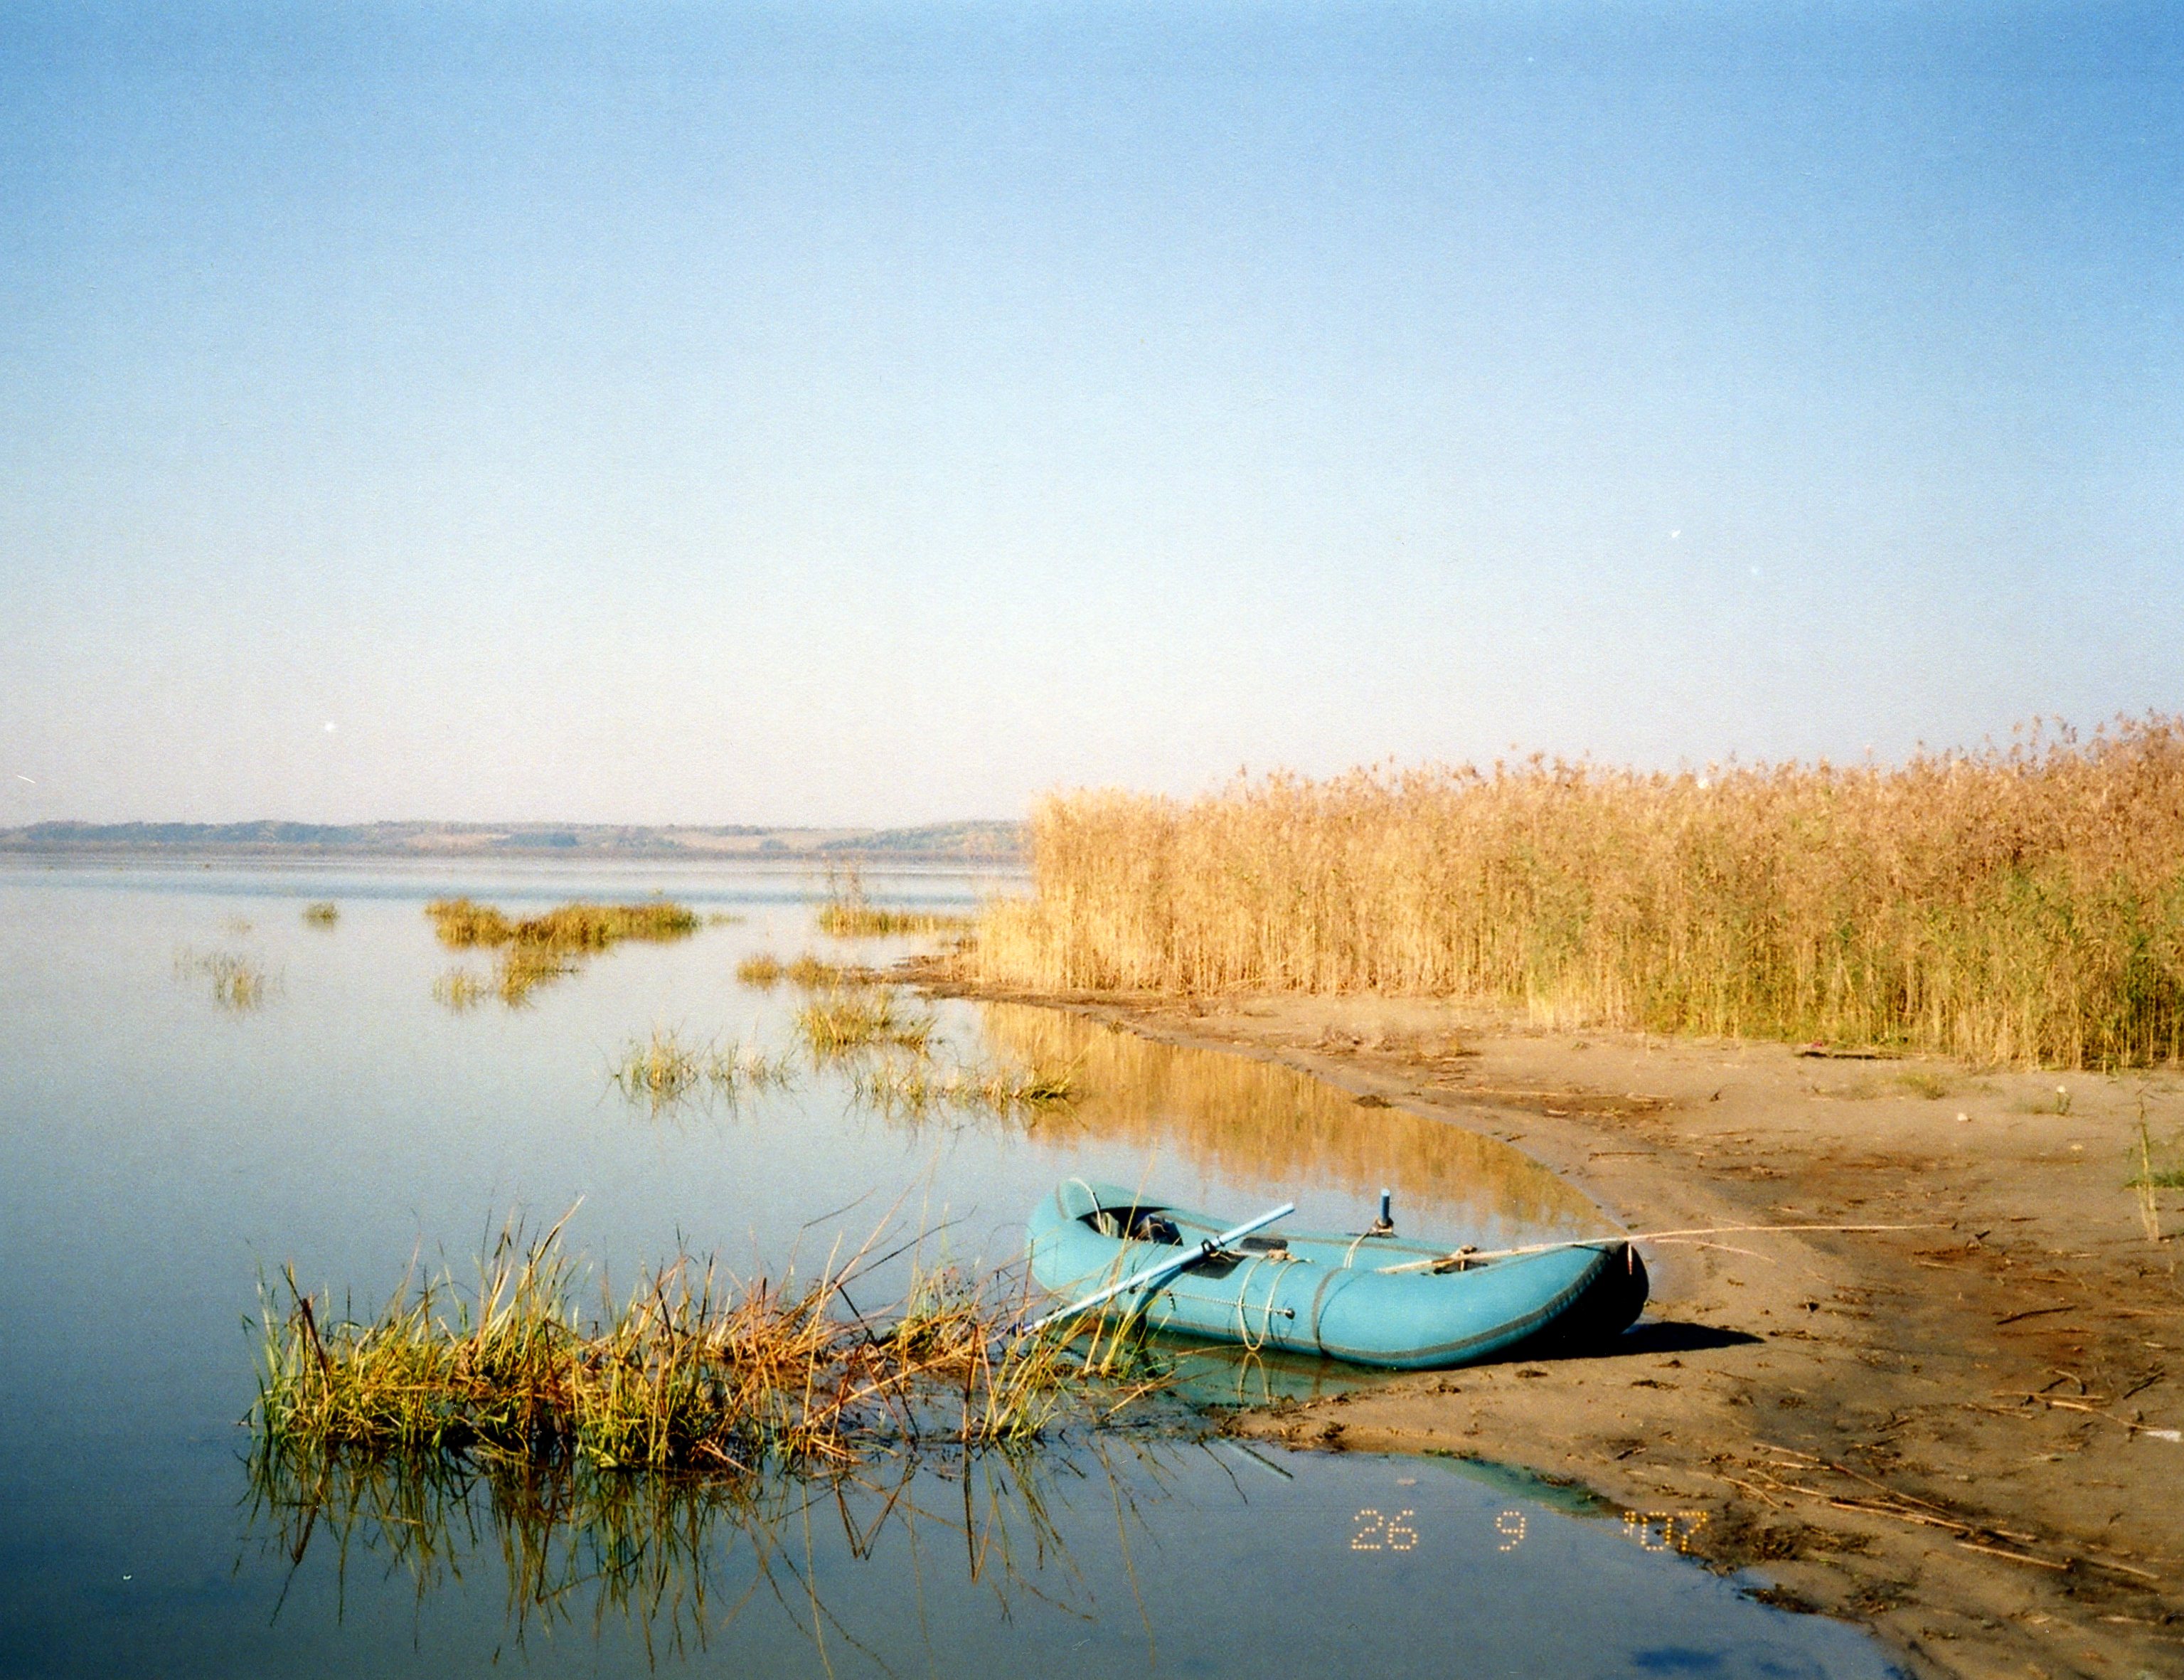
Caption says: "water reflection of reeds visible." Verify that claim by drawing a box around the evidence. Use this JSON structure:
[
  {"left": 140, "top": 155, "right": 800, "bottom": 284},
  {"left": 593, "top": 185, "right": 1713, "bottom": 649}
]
[
  {"left": 977, "top": 1002, "right": 1601, "bottom": 1238},
  {"left": 246, "top": 1435, "right": 1183, "bottom": 1666}
]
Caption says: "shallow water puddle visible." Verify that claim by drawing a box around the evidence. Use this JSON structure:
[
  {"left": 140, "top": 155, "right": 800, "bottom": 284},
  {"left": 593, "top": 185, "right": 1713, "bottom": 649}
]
[{"left": 0, "top": 859, "right": 1901, "bottom": 1677}]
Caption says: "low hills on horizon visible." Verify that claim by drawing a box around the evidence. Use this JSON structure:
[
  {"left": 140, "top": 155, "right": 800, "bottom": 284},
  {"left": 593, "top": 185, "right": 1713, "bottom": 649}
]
[{"left": 0, "top": 818, "right": 1023, "bottom": 864}]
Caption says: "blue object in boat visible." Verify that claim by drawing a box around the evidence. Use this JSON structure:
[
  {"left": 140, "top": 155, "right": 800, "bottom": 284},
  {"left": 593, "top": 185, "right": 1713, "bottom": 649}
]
[{"left": 1026, "top": 1181, "right": 1647, "bottom": 1371}]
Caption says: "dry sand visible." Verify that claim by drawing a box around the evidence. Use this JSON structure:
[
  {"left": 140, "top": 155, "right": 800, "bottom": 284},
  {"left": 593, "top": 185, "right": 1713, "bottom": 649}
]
[{"left": 939, "top": 980, "right": 2184, "bottom": 1680}]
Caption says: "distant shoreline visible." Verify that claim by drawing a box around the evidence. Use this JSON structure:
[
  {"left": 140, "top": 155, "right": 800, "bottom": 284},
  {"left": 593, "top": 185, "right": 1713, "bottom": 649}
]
[{"left": 0, "top": 819, "right": 1023, "bottom": 866}]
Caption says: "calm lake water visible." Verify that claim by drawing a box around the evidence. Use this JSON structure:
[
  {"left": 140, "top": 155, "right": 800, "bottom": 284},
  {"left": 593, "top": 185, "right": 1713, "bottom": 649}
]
[{"left": 0, "top": 858, "right": 1900, "bottom": 1678}]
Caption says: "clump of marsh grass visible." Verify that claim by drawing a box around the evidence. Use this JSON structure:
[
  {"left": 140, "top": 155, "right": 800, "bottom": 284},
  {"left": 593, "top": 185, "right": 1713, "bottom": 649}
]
[
  {"left": 735, "top": 951, "right": 877, "bottom": 991},
  {"left": 704, "top": 1038, "right": 797, "bottom": 1098},
  {"left": 794, "top": 990, "right": 935, "bottom": 1058},
  {"left": 302, "top": 901, "right": 339, "bottom": 927},
  {"left": 608, "top": 1028, "right": 797, "bottom": 1112},
  {"left": 612, "top": 1027, "right": 706, "bottom": 1107},
  {"left": 853, "top": 1055, "right": 1080, "bottom": 1120},
  {"left": 432, "top": 969, "right": 491, "bottom": 1011},
  {"left": 250, "top": 1213, "right": 1163, "bottom": 1479},
  {"left": 427, "top": 897, "right": 699, "bottom": 951},
  {"left": 175, "top": 947, "right": 275, "bottom": 1011},
  {"left": 817, "top": 902, "right": 974, "bottom": 938},
  {"left": 496, "top": 944, "right": 578, "bottom": 1004},
  {"left": 969, "top": 715, "right": 2184, "bottom": 1070},
  {"left": 788, "top": 952, "right": 874, "bottom": 989},
  {"left": 424, "top": 896, "right": 698, "bottom": 1004},
  {"left": 814, "top": 864, "right": 972, "bottom": 940},
  {"left": 427, "top": 898, "right": 515, "bottom": 947}
]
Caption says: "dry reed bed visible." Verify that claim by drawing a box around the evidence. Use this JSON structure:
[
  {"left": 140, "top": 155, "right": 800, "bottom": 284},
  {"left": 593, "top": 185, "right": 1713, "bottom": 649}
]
[
  {"left": 971, "top": 718, "right": 2184, "bottom": 1068},
  {"left": 253, "top": 1216, "right": 1156, "bottom": 1481}
]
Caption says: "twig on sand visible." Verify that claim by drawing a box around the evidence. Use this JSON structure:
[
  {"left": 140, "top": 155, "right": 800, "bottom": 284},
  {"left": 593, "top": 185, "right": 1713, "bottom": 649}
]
[
  {"left": 1956, "top": 1539, "right": 2069, "bottom": 1570},
  {"left": 1995, "top": 1303, "right": 2078, "bottom": 1326},
  {"left": 1993, "top": 1392, "right": 2183, "bottom": 1440}
]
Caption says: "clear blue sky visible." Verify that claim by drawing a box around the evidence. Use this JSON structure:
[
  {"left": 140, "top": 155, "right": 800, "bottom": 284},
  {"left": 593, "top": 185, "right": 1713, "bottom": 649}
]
[{"left": 4, "top": 2, "right": 2179, "bottom": 825}]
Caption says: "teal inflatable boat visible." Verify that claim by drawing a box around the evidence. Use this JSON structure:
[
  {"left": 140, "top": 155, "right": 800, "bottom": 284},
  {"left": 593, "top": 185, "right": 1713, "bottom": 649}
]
[{"left": 1026, "top": 1181, "right": 1646, "bottom": 1371}]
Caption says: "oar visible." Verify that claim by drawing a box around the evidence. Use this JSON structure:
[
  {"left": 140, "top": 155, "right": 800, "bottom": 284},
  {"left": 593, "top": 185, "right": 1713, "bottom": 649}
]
[{"left": 1018, "top": 1202, "right": 1296, "bottom": 1337}]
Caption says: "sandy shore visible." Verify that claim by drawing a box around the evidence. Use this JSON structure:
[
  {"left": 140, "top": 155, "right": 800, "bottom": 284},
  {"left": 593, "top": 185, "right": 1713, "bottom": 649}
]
[{"left": 934, "top": 979, "right": 2183, "bottom": 1680}]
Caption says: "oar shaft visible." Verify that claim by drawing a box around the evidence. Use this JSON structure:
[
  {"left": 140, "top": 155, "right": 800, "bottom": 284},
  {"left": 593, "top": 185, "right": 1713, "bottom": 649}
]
[{"left": 1022, "top": 1202, "right": 1295, "bottom": 1336}]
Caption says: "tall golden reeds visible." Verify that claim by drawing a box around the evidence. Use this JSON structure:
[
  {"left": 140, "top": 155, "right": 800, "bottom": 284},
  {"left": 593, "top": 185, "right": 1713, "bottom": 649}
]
[{"left": 970, "top": 717, "right": 2184, "bottom": 1069}]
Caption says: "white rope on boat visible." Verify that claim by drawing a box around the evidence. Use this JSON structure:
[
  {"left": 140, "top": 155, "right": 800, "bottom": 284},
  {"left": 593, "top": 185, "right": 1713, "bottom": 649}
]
[{"left": 1372, "top": 1221, "right": 1941, "bottom": 1275}]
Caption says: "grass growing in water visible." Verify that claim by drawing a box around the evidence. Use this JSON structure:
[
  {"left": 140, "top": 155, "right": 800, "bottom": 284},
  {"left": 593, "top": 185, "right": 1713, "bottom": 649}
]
[
  {"left": 302, "top": 901, "right": 339, "bottom": 927},
  {"left": 425, "top": 897, "right": 698, "bottom": 1003},
  {"left": 970, "top": 716, "right": 2184, "bottom": 1069},
  {"left": 428, "top": 897, "right": 699, "bottom": 950},
  {"left": 251, "top": 1213, "right": 1162, "bottom": 1478},
  {"left": 432, "top": 969, "right": 491, "bottom": 1011},
  {"left": 611, "top": 1027, "right": 705, "bottom": 1106},
  {"left": 735, "top": 951, "right": 875, "bottom": 991},
  {"left": 495, "top": 945, "right": 578, "bottom": 1004},
  {"left": 815, "top": 865, "right": 972, "bottom": 940},
  {"left": 853, "top": 1055, "right": 1080, "bottom": 1120},
  {"left": 609, "top": 1027, "right": 796, "bottom": 1110},
  {"left": 176, "top": 947, "right": 274, "bottom": 1011},
  {"left": 818, "top": 902, "right": 974, "bottom": 938},
  {"left": 794, "top": 990, "right": 935, "bottom": 1058},
  {"left": 789, "top": 952, "right": 872, "bottom": 989}
]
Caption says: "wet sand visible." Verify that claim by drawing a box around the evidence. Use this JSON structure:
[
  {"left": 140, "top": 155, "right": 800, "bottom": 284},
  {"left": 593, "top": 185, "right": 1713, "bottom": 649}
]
[{"left": 932, "top": 977, "right": 2184, "bottom": 1680}]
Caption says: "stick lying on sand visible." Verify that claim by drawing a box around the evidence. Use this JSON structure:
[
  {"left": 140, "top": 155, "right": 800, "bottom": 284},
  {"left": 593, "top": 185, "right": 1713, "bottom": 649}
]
[{"left": 1374, "top": 1223, "right": 1940, "bottom": 1275}]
